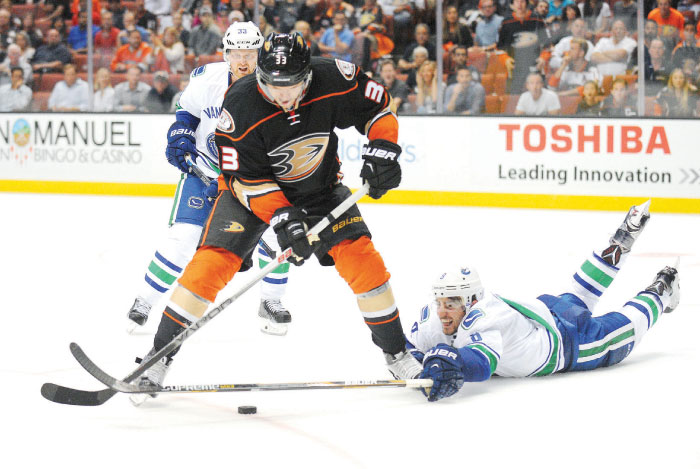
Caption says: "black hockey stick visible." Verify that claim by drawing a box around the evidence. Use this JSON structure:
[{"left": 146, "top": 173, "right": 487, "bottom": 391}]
[{"left": 41, "top": 183, "right": 370, "bottom": 406}]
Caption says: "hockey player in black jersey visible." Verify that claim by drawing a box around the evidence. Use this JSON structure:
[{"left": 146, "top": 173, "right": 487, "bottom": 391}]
[{"left": 131, "top": 32, "right": 423, "bottom": 400}]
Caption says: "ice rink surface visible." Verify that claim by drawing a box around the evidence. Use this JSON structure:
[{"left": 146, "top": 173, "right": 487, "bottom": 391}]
[{"left": 3, "top": 192, "right": 699, "bottom": 469}]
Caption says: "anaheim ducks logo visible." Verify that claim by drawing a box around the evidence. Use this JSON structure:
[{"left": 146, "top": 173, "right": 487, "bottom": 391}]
[
  {"left": 222, "top": 221, "right": 245, "bottom": 233},
  {"left": 216, "top": 109, "right": 235, "bottom": 133},
  {"left": 269, "top": 133, "right": 329, "bottom": 182}
]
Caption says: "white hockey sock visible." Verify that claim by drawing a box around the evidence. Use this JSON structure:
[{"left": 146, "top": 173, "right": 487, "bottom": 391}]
[
  {"left": 258, "top": 229, "right": 289, "bottom": 301},
  {"left": 569, "top": 250, "right": 628, "bottom": 311},
  {"left": 137, "top": 223, "right": 202, "bottom": 307}
]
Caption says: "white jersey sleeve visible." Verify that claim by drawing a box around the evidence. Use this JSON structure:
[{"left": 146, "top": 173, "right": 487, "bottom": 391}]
[
  {"left": 175, "top": 62, "right": 232, "bottom": 178},
  {"left": 409, "top": 292, "right": 566, "bottom": 378}
]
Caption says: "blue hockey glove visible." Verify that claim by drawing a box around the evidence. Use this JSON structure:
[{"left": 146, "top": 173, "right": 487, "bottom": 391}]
[
  {"left": 270, "top": 207, "right": 317, "bottom": 266},
  {"left": 360, "top": 139, "right": 401, "bottom": 200},
  {"left": 166, "top": 121, "right": 197, "bottom": 172},
  {"left": 420, "top": 344, "right": 465, "bottom": 402},
  {"left": 202, "top": 182, "right": 219, "bottom": 201}
]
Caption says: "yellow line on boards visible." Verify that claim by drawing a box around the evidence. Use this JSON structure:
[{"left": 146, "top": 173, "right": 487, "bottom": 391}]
[{"left": 1, "top": 181, "right": 699, "bottom": 214}]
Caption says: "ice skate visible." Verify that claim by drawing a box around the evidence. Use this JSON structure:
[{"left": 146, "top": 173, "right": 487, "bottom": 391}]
[
  {"left": 644, "top": 258, "right": 680, "bottom": 314},
  {"left": 258, "top": 299, "right": 292, "bottom": 336},
  {"left": 602, "top": 200, "right": 651, "bottom": 266},
  {"left": 129, "top": 348, "right": 172, "bottom": 406},
  {"left": 126, "top": 297, "right": 151, "bottom": 333},
  {"left": 385, "top": 350, "right": 423, "bottom": 380},
  {"left": 610, "top": 199, "right": 651, "bottom": 253}
]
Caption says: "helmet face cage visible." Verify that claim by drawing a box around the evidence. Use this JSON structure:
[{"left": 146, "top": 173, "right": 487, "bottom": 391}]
[
  {"left": 432, "top": 267, "right": 484, "bottom": 307},
  {"left": 222, "top": 21, "right": 263, "bottom": 65}
]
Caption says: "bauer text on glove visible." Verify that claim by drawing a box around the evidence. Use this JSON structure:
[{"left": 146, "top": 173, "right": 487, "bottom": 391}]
[{"left": 360, "top": 139, "right": 402, "bottom": 199}]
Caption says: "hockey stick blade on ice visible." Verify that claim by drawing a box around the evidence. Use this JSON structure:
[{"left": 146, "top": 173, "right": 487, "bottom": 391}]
[{"left": 41, "top": 184, "right": 371, "bottom": 406}]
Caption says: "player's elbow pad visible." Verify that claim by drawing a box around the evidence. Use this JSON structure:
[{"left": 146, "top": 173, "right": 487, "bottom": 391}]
[{"left": 457, "top": 348, "right": 492, "bottom": 382}]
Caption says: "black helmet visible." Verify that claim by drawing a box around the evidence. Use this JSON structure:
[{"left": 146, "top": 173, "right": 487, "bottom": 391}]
[{"left": 256, "top": 32, "right": 311, "bottom": 87}]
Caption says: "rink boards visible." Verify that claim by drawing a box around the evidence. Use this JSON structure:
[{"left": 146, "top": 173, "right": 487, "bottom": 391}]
[{"left": 0, "top": 113, "right": 698, "bottom": 213}]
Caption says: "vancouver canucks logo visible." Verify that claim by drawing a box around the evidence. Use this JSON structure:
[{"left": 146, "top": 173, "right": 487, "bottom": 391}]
[
  {"left": 461, "top": 309, "right": 485, "bottom": 331},
  {"left": 269, "top": 133, "right": 329, "bottom": 182}
]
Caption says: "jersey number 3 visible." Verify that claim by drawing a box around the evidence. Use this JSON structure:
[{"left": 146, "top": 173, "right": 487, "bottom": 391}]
[{"left": 221, "top": 146, "right": 239, "bottom": 171}]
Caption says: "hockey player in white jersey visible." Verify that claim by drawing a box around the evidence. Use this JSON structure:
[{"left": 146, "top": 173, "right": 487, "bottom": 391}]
[
  {"left": 409, "top": 200, "right": 681, "bottom": 401},
  {"left": 126, "top": 22, "right": 294, "bottom": 336}
]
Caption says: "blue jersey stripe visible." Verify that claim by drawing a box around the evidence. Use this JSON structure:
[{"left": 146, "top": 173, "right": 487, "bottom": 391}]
[
  {"left": 593, "top": 251, "right": 619, "bottom": 271},
  {"left": 625, "top": 300, "right": 652, "bottom": 328},
  {"left": 263, "top": 277, "right": 288, "bottom": 284}
]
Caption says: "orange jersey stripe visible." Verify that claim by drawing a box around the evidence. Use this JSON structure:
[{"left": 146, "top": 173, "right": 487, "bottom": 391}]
[
  {"left": 163, "top": 310, "right": 188, "bottom": 328},
  {"left": 365, "top": 310, "right": 399, "bottom": 325}
]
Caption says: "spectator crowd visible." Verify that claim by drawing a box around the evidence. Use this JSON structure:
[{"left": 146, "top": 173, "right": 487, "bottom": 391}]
[{"left": 0, "top": 0, "right": 698, "bottom": 117}]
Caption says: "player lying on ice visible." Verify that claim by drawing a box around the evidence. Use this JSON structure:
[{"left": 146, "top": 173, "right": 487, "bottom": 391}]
[{"left": 408, "top": 200, "right": 681, "bottom": 402}]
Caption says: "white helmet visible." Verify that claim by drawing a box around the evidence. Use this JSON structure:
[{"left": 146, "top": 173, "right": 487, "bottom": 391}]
[
  {"left": 432, "top": 267, "right": 484, "bottom": 305},
  {"left": 222, "top": 21, "right": 264, "bottom": 63}
]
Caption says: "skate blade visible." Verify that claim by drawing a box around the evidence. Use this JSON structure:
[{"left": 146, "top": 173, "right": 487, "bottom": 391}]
[
  {"left": 259, "top": 317, "right": 288, "bottom": 336},
  {"left": 126, "top": 320, "right": 140, "bottom": 335}
]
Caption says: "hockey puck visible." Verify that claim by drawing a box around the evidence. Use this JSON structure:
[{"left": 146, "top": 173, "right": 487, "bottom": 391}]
[{"left": 238, "top": 405, "right": 257, "bottom": 415}]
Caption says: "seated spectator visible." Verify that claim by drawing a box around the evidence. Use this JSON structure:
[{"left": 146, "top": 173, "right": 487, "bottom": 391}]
[
  {"left": 20, "top": 12, "right": 43, "bottom": 49},
  {"left": 355, "top": 0, "right": 383, "bottom": 34},
  {"left": 471, "top": 0, "right": 503, "bottom": 53},
  {"left": 515, "top": 72, "right": 561, "bottom": 114},
  {"left": 134, "top": 0, "right": 158, "bottom": 31},
  {"left": 95, "top": 10, "right": 121, "bottom": 55},
  {"left": 548, "top": 0, "right": 575, "bottom": 22},
  {"left": 648, "top": 0, "right": 685, "bottom": 44},
  {"left": 575, "top": 79, "right": 602, "bottom": 115},
  {"left": 498, "top": 0, "right": 548, "bottom": 94},
  {"left": 443, "top": 5, "right": 473, "bottom": 52},
  {"left": 106, "top": 0, "right": 126, "bottom": 29},
  {"left": 446, "top": 45, "right": 468, "bottom": 84},
  {"left": 319, "top": 0, "right": 356, "bottom": 30},
  {"left": 273, "top": 0, "right": 302, "bottom": 34},
  {"left": 93, "top": 66, "right": 115, "bottom": 112},
  {"left": 613, "top": 0, "right": 637, "bottom": 32},
  {"left": 257, "top": 11, "right": 275, "bottom": 37},
  {"left": 404, "top": 45, "right": 428, "bottom": 89},
  {"left": 318, "top": 10, "right": 354, "bottom": 62},
  {"left": 159, "top": 0, "right": 192, "bottom": 34},
  {"left": 550, "top": 3, "right": 582, "bottom": 45},
  {"left": 170, "top": 75, "right": 189, "bottom": 112},
  {"left": 67, "top": 10, "right": 101, "bottom": 54},
  {"left": 578, "top": 0, "right": 611, "bottom": 36},
  {"left": 118, "top": 11, "right": 151, "bottom": 46},
  {"left": 0, "top": 44, "right": 33, "bottom": 87},
  {"left": 14, "top": 31, "right": 34, "bottom": 63},
  {"left": 376, "top": 59, "right": 410, "bottom": 112},
  {"left": 32, "top": 29, "right": 73, "bottom": 73},
  {"left": 188, "top": 6, "right": 221, "bottom": 56},
  {"left": 293, "top": 20, "right": 321, "bottom": 56},
  {"left": 680, "top": 57, "right": 700, "bottom": 88},
  {"left": 144, "top": 70, "right": 176, "bottom": 112},
  {"left": 145, "top": 0, "right": 171, "bottom": 17},
  {"left": 113, "top": 65, "right": 151, "bottom": 112},
  {"left": 377, "top": 0, "right": 411, "bottom": 47},
  {"left": 415, "top": 60, "right": 439, "bottom": 114},
  {"left": 48, "top": 63, "right": 89, "bottom": 111},
  {"left": 548, "top": 38, "right": 599, "bottom": 95},
  {"left": 399, "top": 24, "right": 437, "bottom": 71},
  {"left": 0, "top": 8, "right": 16, "bottom": 58},
  {"left": 444, "top": 65, "right": 486, "bottom": 115},
  {"left": 590, "top": 20, "right": 636, "bottom": 77},
  {"left": 152, "top": 26, "right": 185, "bottom": 73},
  {"left": 549, "top": 18, "right": 594, "bottom": 69},
  {"left": 51, "top": 16, "right": 70, "bottom": 41},
  {"left": 598, "top": 77, "right": 637, "bottom": 116},
  {"left": 672, "top": 21, "right": 700, "bottom": 69},
  {"left": 647, "top": 38, "right": 672, "bottom": 96},
  {"left": 655, "top": 67, "right": 699, "bottom": 116},
  {"left": 70, "top": 0, "right": 101, "bottom": 26},
  {"left": 0, "top": 66, "right": 32, "bottom": 111},
  {"left": 112, "top": 29, "right": 153, "bottom": 72}
]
